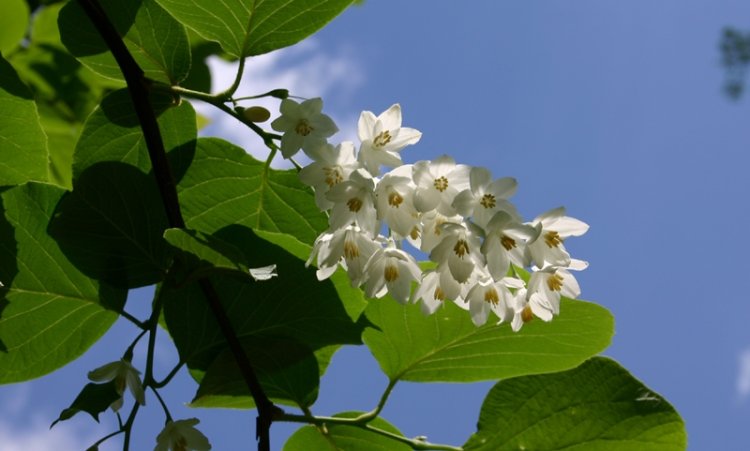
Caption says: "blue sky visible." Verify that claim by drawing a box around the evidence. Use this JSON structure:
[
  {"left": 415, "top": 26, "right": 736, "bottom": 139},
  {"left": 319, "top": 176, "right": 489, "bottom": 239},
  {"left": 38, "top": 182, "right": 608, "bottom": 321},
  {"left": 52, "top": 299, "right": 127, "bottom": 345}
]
[{"left": 2, "top": 1, "right": 750, "bottom": 450}]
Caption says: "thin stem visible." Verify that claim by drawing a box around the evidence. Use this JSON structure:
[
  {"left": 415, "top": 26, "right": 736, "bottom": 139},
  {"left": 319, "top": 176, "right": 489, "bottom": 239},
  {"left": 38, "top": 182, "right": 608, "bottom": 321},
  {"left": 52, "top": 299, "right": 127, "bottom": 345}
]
[
  {"left": 123, "top": 329, "right": 148, "bottom": 360},
  {"left": 88, "top": 429, "right": 123, "bottom": 450},
  {"left": 214, "top": 56, "right": 246, "bottom": 101},
  {"left": 360, "top": 378, "right": 398, "bottom": 421},
  {"left": 278, "top": 413, "right": 462, "bottom": 451},
  {"left": 153, "top": 360, "right": 184, "bottom": 388},
  {"left": 119, "top": 309, "right": 147, "bottom": 329},
  {"left": 151, "top": 386, "right": 173, "bottom": 422},
  {"left": 121, "top": 402, "right": 141, "bottom": 451}
]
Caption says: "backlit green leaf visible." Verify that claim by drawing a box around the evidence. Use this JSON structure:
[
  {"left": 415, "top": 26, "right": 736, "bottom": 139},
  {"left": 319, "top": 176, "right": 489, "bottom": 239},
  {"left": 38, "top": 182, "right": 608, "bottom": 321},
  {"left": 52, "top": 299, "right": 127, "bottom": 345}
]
[
  {"left": 464, "top": 357, "right": 687, "bottom": 451},
  {"left": 0, "top": 0, "right": 29, "bottom": 55},
  {"left": 283, "top": 412, "right": 411, "bottom": 451},
  {"left": 51, "top": 382, "right": 121, "bottom": 427},
  {"left": 154, "top": 0, "right": 354, "bottom": 58},
  {"left": 364, "top": 296, "right": 613, "bottom": 383},
  {"left": 58, "top": 0, "right": 191, "bottom": 84},
  {"left": 0, "top": 183, "right": 126, "bottom": 383}
]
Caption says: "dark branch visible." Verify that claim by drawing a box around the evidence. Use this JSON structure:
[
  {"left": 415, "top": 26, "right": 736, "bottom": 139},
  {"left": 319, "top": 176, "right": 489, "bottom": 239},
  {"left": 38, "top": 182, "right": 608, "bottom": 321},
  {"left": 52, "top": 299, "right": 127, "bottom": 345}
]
[{"left": 76, "top": 2, "right": 276, "bottom": 449}]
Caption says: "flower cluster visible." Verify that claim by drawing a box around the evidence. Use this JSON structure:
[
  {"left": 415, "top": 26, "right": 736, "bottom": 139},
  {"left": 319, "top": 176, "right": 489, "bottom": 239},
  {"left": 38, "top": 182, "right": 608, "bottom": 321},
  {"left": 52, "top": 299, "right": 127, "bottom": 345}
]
[{"left": 273, "top": 99, "right": 589, "bottom": 331}]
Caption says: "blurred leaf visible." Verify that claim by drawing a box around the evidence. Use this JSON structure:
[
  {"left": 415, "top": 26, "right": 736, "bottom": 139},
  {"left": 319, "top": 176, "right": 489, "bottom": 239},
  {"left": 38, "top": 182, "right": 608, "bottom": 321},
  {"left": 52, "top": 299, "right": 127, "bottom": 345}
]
[
  {"left": 0, "top": 0, "right": 29, "bottom": 55},
  {"left": 464, "top": 357, "right": 687, "bottom": 451},
  {"left": 173, "top": 137, "right": 327, "bottom": 245},
  {"left": 51, "top": 382, "right": 121, "bottom": 427},
  {"left": 0, "top": 183, "right": 126, "bottom": 384},
  {"left": 364, "top": 296, "right": 613, "bottom": 383},
  {"left": 154, "top": 0, "right": 354, "bottom": 58},
  {"left": 0, "top": 55, "right": 49, "bottom": 186},
  {"left": 283, "top": 412, "right": 411, "bottom": 451},
  {"left": 58, "top": 0, "right": 191, "bottom": 84},
  {"left": 191, "top": 337, "right": 319, "bottom": 409},
  {"left": 49, "top": 162, "right": 170, "bottom": 289},
  {"left": 73, "top": 89, "right": 197, "bottom": 178}
]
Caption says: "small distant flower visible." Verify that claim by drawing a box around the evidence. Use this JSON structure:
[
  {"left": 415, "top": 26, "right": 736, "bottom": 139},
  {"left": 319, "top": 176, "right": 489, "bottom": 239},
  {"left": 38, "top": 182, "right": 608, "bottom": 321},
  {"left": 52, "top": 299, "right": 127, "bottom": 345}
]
[
  {"left": 363, "top": 240, "right": 421, "bottom": 303},
  {"left": 357, "top": 104, "right": 422, "bottom": 175},
  {"left": 271, "top": 98, "right": 338, "bottom": 159},
  {"left": 299, "top": 142, "right": 359, "bottom": 210},
  {"left": 412, "top": 156, "right": 471, "bottom": 216},
  {"left": 525, "top": 207, "right": 589, "bottom": 268},
  {"left": 154, "top": 418, "right": 211, "bottom": 451},
  {"left": 452, "top": 167, "right": 519, "bottom": 228},
  {"left": 88, "top": 359, "right": 145, "bottom": 411}
]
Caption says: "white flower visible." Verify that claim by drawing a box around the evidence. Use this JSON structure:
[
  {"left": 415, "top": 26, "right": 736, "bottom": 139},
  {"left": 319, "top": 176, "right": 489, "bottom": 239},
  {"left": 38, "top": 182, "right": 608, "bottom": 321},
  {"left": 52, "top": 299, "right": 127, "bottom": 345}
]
[
  {"left": 88, "top": 359, "right": 145, "bottom": 411},
  {"left": 362, "top": 240, "right": 421, "bottom": 303},
  {"left": 525, "top": 207, "right": 589, "bottom": 268},
  {"left": 154, "top": 418, "right": 211, "bottom": 451},
  {"left": 271, "top": 98, "right": 338, "bottom": 158},
  {"left": 412, "top": 266, "right": 462, "bottom": 314},
  {"left": 326, "top": 169, "right": 379, "bottom": 236},
  {"left": 299, "top": 142, "right": 359, "bottom": 210},
  {"left": 429, "top": 221, "right": 484, "bottom": 284},
  {"left": 412, "top": 155, "right": 471, "bottom": 216},
  {"left": 481, "top": 211, "right": 538, "bottom": 281},
  {"left": 357, "top": 104, "right": 422, "bottom": 175},
  {"left": 465, "top": 275, "right": 521, "bottom": 327},
  {"left": 525, "top": 263, "right": 586, "bottom": 321},
  {"left": 452, "top": 167, "right": 519, "bottom": 228},
  {"left": 375, "top": 165, "right": 420, "bottom": 237},
  {"left": 416, "top": 210, "right": 462, "bottom": 253}
]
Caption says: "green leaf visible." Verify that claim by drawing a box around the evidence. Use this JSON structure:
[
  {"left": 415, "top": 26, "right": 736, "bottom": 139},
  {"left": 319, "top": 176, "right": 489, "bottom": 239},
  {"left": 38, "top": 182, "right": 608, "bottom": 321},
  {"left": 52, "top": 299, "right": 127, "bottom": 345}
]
[
  {"left": 58, "top": 0, "right": 191, "bottom": 84},
  {"left": 0, "top": 55, "right": 49, "bottom": 186},
  {"left": 463, "top": 357, "right": 687, "bottom": 451},
  {"left": 173, "top": 137, "right": 327, "bottom": 245},
  {"left": 190, "top": 337, "right": 319, "bottom": 409},
  {"left": 0, "top": 0, "right": 29, "bottom": 55},
  {"left": 162, "top": 226, "right": 364, "bottom": 381},
  {"left": 283, "top": 412, "right": 411, "bottom": 451},
  {"left": 364, "top": 296, "right": 613, "bottom": 383},
  {"left": 73, "top": 89, "right": 197, "bottom": 178},
  {"left": 49, "top": 162, "right": 171, "bottom": 289},
  {"left": 164, "top": 228, "right": 251, "bottom": 278},
  {"left": 154, "top": 0, "right": 354, "bottom": 58},
  {"left": 51, "top": 382, "right": 121, "bottom": 427},
  {"left": 0, "top": 183, "right": 126, "bottom": 383}
]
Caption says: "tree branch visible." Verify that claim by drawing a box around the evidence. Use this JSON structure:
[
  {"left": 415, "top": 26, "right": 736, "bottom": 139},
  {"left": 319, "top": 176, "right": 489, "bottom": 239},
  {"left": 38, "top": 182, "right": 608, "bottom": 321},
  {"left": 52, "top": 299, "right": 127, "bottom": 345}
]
[{"left": 75, "top": 2, "right": 276, "bottom": 449}]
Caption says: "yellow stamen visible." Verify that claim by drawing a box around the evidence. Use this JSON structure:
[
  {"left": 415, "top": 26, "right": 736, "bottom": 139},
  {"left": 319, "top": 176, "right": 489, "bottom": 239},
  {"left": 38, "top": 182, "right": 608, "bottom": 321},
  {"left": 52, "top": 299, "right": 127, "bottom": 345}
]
[
  {"left": 453, "top": 239, "right": 470, "bottom": 258},
  {"left": 544, "top": 231, "right": 563, "bottom": 248},
  {"left": 410, "top": 226, "right": 421, "bottom": 240},
  {"left": 547, "top": 273, "right": 564, "bottom": 292},
  {"left": 388, "top": 191, "right": 404, "bottom": 207},
  {"left": 344, "top": 240, "right": 359, "bottom": 259},
  {"left": 434, "top": 286, "right": 445, "bottom": 301},
  {"left": 521, "top": 305, "right": 534, "bottom": 323},
  {"left": 384, "top": 264, "right": 399, "bottom": 282},
  {"left": 347, "top": 197, "right": 363, "bottom": 212},
  {"left": 295, "top": 118, "right": 313, "bottom": 136},
  {"left": 500, "top": 235, "right": 516, "bottom": 251},
  {"left": 484, "top": 288, "right": 500, "bottom": 305},
  {"left": 480, "top": 193, "right": 496, "bottom": 209},
  {"left": 373, "top": 130, "right": 393, "bottom": 148},
  {"left": 434, "top": 176, "right": 449, "bottom": 192},
  {"left": 323, "top": 167, "right": 343, "bottom": 187}
]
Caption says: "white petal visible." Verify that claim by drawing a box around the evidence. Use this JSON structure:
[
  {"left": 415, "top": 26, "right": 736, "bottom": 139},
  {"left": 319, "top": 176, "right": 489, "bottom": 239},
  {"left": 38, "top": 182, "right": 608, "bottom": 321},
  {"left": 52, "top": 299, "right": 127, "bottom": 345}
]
[
  {"left": 488, "top": 177, "right": 517, "bottom": 199},
  {"left": 378, "top": 104, "right": 403, "bottom": 129},
  {"left": 249, "top": 264, "right": 277, "bottom": 281},
  {"left": 553, "top": 216, "right": 590, "bottom": 237},
  {"left": 358, "top": 110, "right": 377, "bottom": 141},
  {"left": 469, "top": 167, "right": 492, "bottom": 193}
]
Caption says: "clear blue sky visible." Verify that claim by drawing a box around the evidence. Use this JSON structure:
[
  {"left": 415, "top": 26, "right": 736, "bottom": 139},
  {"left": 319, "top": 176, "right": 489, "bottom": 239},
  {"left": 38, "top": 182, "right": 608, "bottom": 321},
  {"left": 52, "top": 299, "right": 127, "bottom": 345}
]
[{"left": 2, "top": 2, "right": 750, "bottom": 450}]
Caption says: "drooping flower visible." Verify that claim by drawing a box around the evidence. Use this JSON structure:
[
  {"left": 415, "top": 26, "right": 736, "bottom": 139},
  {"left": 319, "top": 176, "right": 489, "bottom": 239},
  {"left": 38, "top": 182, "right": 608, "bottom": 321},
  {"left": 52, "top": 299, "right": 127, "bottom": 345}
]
[
  {"left": 412, "top": 266, "right": 462, "bottom": 315},
  {"left": 525, "top": 207, "right": 589, "bottom": 268},
  {"left": 452, "top": 166, "right": 519, "bottom": 228},
  {"left": 429, "top": 221, "right": 484, "bottom": 284},
  {"left": 326, "top": 168, "right": 379, "bottom": 236},
  {"left": 464, "top": 274, "right": 522, "bottom": 327},
  {"left": 415, "top": 210, "right": 462, "bottom": 253},
  {"left": 412, "top": 155, "right": 471, "bottom": 216},
  {"left": 481, "top": 211, "right": 538, "bottom": 280},
  {"left": 88, "top": 359, "right": 145, "bottom": 411},
  {"left": 299, "top": 142, "right": 359, "bottom": 210},
  {"left": 357, "top": 104, "right": 422, "bottom": 175},
  {"left": 362, "top": 239, "right": 422, "bottom": 303},
  {"left": 307, "top": 225, "right": 382, "bottom": 285},
  {"left": 375, "top": 165, "right": 420, "bottom": 237},
  {"left": 154, "top": 418, "right": 211, "bottom": 451},
  {"left": 271, "top": 98, "right": 338, "bottom": 158}
]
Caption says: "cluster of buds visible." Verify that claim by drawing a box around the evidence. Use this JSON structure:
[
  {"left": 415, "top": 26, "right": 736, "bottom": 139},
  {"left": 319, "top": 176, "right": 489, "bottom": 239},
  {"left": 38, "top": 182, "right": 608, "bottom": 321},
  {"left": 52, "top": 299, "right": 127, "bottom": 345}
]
[{"left": 272, "top": 99, "right": 589, "bottom": 331}]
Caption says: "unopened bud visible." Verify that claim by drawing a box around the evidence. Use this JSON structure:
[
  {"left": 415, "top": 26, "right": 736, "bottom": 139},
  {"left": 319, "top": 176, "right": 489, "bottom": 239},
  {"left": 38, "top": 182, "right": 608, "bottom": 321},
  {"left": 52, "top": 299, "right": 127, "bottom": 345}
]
[{"left": 242, "top": 106, "right": 271, "bottom": 123}]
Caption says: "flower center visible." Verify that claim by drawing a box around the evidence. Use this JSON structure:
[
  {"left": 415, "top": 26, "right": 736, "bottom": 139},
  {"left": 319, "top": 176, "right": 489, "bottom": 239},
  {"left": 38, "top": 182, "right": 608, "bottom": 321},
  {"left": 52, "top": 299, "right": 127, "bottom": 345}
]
[
  {"left": 373, "top": 130, "right": 392, "bottom": 148},
  {"left": 295, "top": 118, "right": 314, "bottom": 136},
  {"left": 547, "top": 273, "right": 564, "bottom": 292},
  {"left": 434, "top": 286, "right": 445, "bottom": 301},
  {"left": 500, "top": 235, "right": 516, "bottom": 251},
  {"left": 410, "top": 226, "right": 421, "bottom": 240},
  {"left": 388, "top": 191, "right": 404, "bottom": 208},
  {"left": 174, "top": 437, "right": 188, "bottom": 451},
  {"left": 544, "top": 231, "right": 562, "bottom": 248},
  {"left": 384, "top": 264, "right": 399, "bottom": 282},
  {"left": 433, "top": 176, "right": 449, "bottom": 192},
  {"left": 344, "top": 240, "right": 359, "bottom": 259},
  {"left": 484, "top": 288, "right": 500, "bottom": 305},
  {"left": 480, "top": 193, "right": 496, "bottom": 209},
  {"left": 453, "top": 239, "right": 470, "bottom": 258},
  {"left": 521, "top": 305, "right": 534, "bottom": 323},
  {"left": 347, "top": 197, "right": 363, "bottom": 212},
  {"left": 323, "top": 167, "right": 343, "bottom": 187}
]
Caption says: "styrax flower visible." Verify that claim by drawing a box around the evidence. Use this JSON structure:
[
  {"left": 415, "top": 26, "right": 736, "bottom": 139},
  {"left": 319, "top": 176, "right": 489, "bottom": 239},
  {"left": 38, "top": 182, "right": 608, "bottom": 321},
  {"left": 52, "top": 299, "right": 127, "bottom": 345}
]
[
  {"left": 525, "top": 207, "right": 589, "bottom": 268},
  {"left": 357, "top": 104, "right": 422, "bottom": 175},
  {"left": 154, "top": 418, "right": 211, "bottom": 451},
  {"left": 88, "top": 359, "right": 145, "bottom": 411},
  {"left": 271, "top": 97, "right": 338, "bottom": 158},
  {"left": 299, "top": 141, "right": 359, "bottom": 210},
  {"left": 452, "top": 166, "right": 519, "bottom": 228},
  {"left": 412, "top": 155, "right": 471, "bottom": 216},
  {"left": 363, "top": 240, "right": 421, "bottom": 303}
]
